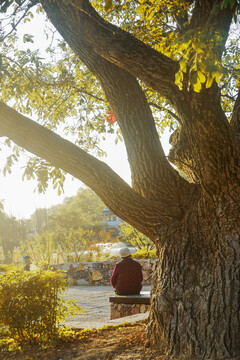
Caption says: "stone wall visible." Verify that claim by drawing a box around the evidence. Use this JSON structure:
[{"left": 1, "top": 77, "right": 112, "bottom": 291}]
[
  {"left": 110, "top": 302, "right": 150, "bottom": 319},
  {"left": 53, "top": 259, "right": 155, "bottom": 286}
]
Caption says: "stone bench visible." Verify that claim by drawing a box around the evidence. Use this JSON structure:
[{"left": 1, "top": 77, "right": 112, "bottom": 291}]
[{"left": 109, "top": 291, "right": 150, "bottom": 319}]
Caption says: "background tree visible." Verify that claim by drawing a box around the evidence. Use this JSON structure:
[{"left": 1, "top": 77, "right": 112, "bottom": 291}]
[
  {"left": 0, "top": 202, "right": 30, "bottom": 263},
  {"left": 46, "top": 188, "right": 105, "bottom": 232},
  {"left": 0, "top": 0, "right": 240, "bottom": 358},
  {"left": 28, "top": 188, "right": 105, "bottom": 232},
  {"left": 119, "top": 222, "right": 155, "bottom": 252},
  {"left": 23, "top": 189, "right": 106, "bottom": 263},
  {"left": 59, "top": 227, "right": 96, "bottom": 262},
  {"left": 21, "top": 227, "right": 97, "bottom": 265},
  {"left": 20, "top": 188, "right": 111, "bottom": 264},
  {"left": 30, "top": 207, "right": 48, "bottom": 232}
]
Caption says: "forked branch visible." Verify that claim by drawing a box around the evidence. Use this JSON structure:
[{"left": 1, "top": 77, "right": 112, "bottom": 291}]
[
  {"left": 40, "top": 0, "right": 189, "bottom": 204},
  {"left": 41, "top": 0, "right": 181, "bottom": 101},
  {"left": 0, "top": 101, "right": 182, "bottom": 238}
]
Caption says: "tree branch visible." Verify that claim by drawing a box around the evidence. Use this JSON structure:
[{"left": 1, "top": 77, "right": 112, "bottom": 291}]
[
  {"left": 0, "top": 101, "right": 182, "bottom": 239},
  {"left": 0, "top": 0, "right": 37, "bottom": 41},
  {"left": 40, "top": 0, "right": 181, "bottom": 102},
  {"left": 148, "top": 102, "right": 182, "bottom": 124},
  {"left": 40, "top": 0, "right": 190, "bottom": 205},
  {"left": 190, "top": 0, "right": 235, "bottom": 57},
  {"left": 90, "top": 59, "right": 188, "bottom": 203},
  {"left": 175, "top": 90, "right": 240, "bottom": 189}
]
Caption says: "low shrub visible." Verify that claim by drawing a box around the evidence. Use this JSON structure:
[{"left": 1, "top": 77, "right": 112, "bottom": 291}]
[{"left": 0, "top": 270, "right": 82, "bottom": 344}]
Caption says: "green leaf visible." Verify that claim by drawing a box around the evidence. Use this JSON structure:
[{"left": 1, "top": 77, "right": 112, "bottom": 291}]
[
  {"left": 0, "top": 0, "right": 14, "bottom": 13},
  {"left": 190, "top": 72, "right": 198, "bottom": 85},
  {"left": 221, "top": 0, "right": 230, "bottom": 9},
  {"left": 23, "top": 34, "right": 34, "bottom": 43},
  {"left": 229, "top": 0, "right": 237, "bottom": 8}
]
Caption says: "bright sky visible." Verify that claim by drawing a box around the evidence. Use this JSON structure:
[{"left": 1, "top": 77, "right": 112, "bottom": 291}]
[
  {"left": 0, "top": 5, "right": 172, "bottom": 220},
  {"left": 0, "top": 137, "right": 127, "bottom": 219},
  {"left": 0, "top": 133, "right": 171, "bottom": 219}
]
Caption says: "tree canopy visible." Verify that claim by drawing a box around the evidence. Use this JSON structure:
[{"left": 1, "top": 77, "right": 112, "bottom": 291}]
[
  {"left": 42, "top": 187, "right": 105, "bottom": 231},
  {"left": 0, "top": 0, "right": 239, "bottom": 193},
  {"left": 0, "top": 0, "right": 237, "bottom": 236}
]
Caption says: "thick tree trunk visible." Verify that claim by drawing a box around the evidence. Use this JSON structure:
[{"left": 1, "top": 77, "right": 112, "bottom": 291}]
[{"left": 147, "top": 192, "right": 240, "bottom": 359}]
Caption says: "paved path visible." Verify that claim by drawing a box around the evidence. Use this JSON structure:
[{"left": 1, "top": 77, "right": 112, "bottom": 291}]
[{"left": 62, "top": 285, "right": 151, "bottom": 329}]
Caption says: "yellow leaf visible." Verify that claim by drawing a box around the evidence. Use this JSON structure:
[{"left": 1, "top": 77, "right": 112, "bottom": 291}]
[
  {"left": 137, "top": 4, "right": 146, "bottom": 14},
  {"left": 214, "top": 72, "right": 221, "bottom": 83},
  {"left": 175, "top": 70, "right": 183, "bottom": 83},
  {"left": 147, "top": 9, "right": 155, "bottom": 20},
  {"left": 192, "top": 42, "right": 204, "bottom": 53},
  {"left": 197, "top": 71, "right": 206, "bottom": 83},
  {"left": 175, "top": 70, "right": 183, "bottom": 89},
  {"left": 193, "top": 78, "right": 202, "bottom": 92},
  {"left": 183, "top": 47, "right": 192, "bottom": 59},
  {"left": 179, "top": 59, "right": 187, "bottom": 73},
  {"left": 178, "top": 43, "right": 188, "bottom": 52},
  {"left": 193, "top": 84, "right": 201, "bottom": 93},
  {"left": 206, "top": 76, "right": 214, "bottom": 88}
]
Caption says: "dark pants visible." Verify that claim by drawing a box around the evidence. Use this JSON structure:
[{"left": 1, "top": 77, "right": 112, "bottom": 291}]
[{"left": 115, "top": 290, "right": 140, "bottom": 295}]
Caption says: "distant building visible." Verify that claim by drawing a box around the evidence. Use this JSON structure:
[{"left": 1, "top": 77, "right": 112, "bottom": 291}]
[{"left": 101, "top": 208, "right": 124, "bottom": 236}]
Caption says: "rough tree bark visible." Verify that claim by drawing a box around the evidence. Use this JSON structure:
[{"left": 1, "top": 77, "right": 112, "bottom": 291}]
[{"left": 0, "top": 0, "right": 239, "bottom": 358}]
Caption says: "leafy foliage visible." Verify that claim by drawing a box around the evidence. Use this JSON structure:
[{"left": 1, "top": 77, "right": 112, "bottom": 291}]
[
  {"left": 132, "top": 248, "right": 156, "bottom": 259},
  {"left": 119, "top": 222, "right": 155, "bottom": 252},
  {"left": 0, "top": 206, "right": 29, "bottom": 263},
  {"left": 0, "top": 0, "right": 238, "bottom": 193},
  {"left": 100, "top": 0, "right": 240, "bottom": 93},
  {"left": 46, "top": 188, "right": 105, "bottom": 232},
  {"left": 0, "top": 188, "right": 119, "bottom": 266},
  {"left": 19, "top": 188, "right": 114, "bottom": 264},
  {"left": 0, "top": 0, "right": 239, "bottom": 191},
  {"left": 0, "top": 2, "right": 116, "bottom": 189},
  {"left": 0, "top": 270, "right": 82, "bottom": 345}
]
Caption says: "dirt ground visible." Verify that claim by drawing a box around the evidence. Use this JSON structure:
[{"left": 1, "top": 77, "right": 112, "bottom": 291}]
[
  {"left": 1, "top": 321, "right": 166, "bottom": 360},
  {"left": 62, "top": 285, "right": 151, "bottom": 329}
]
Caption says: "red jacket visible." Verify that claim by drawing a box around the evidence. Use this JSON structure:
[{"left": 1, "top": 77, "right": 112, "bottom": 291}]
[{"left": 110, "top": 256, "right": 143, "bottom": 295}]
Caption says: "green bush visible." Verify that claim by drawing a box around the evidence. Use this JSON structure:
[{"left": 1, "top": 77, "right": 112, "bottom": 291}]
[{"left": 0, "top": 270, "right": 81, "bottom": 343}]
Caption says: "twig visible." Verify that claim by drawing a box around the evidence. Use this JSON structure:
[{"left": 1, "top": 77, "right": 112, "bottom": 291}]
[{"left": 148, "top": 102, "right": 182, "bottom": 124}]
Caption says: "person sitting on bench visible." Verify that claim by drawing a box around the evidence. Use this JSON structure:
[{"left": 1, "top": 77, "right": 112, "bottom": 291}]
[{"left": 110, "top": 247, "right": 143, "bottom": 295}]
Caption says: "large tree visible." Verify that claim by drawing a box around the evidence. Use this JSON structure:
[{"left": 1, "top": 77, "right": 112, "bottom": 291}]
[{"left": 0, "top": 0, "right": 240, "bottom": 358}]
